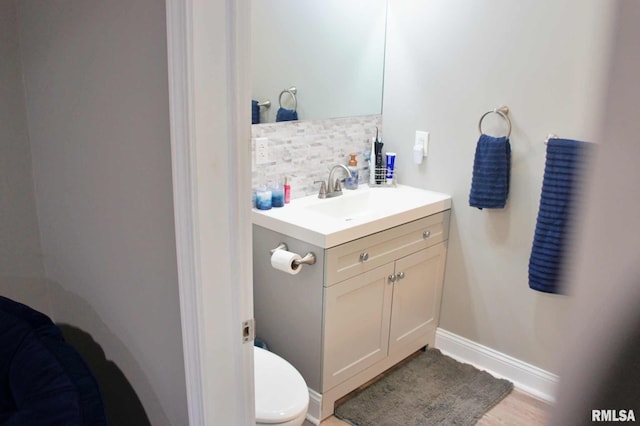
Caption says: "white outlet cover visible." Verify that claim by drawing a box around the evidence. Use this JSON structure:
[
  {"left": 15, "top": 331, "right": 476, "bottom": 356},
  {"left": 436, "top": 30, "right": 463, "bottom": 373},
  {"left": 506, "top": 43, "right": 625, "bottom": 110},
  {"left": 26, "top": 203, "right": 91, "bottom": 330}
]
[{"left": 255, "top": 137, "right": 269, "bottom": 164}]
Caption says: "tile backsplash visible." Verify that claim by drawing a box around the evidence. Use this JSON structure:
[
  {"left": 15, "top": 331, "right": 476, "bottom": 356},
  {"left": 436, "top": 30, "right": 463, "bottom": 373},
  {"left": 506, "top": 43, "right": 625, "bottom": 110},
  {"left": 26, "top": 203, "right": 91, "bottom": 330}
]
[{"left": 252, "top": 114, "right": 382, "bottom": 199}]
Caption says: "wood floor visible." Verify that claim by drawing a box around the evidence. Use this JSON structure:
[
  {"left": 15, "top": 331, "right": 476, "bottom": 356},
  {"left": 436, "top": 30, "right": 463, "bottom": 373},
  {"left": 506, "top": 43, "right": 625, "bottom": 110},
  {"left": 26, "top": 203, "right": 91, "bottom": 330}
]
[
  {"left": 477, "top": 390, "right": 550, "bottom": 425},
  {"left": 304, "top": 389, "right": 551, "bottom": 426}
]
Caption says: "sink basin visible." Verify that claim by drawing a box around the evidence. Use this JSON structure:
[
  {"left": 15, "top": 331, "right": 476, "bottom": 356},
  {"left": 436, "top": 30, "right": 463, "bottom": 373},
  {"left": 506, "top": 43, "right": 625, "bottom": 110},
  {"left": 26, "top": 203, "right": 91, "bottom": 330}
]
[
  {"left": 252, "top": 184, "right": 451, "bottom": 248},
  {"left": 304, "top": 192, "right": 378, "bottom": 221}
]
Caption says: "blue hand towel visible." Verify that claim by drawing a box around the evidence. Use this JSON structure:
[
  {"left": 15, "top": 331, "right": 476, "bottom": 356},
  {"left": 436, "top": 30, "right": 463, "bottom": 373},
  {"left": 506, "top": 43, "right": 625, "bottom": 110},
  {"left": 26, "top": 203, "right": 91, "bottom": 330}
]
[
  {"left": 529, "top": 138, "right": 589, "bottom": 294},
  {"left": 251, "top": 100, "right": 260, "bottom": 124},
  {"left": 469, "top": 134, "right": 511, "bottom": 209},
  {"left": 276, "top": 107, "right": 298, "bottom": 122}
]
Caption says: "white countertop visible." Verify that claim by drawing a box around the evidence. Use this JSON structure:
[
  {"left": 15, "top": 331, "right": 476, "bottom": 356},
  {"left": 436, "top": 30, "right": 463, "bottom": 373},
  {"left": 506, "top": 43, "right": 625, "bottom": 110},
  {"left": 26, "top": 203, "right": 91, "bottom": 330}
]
[{"left": 252, "top": 184, "right": 451, "bottom": 248}]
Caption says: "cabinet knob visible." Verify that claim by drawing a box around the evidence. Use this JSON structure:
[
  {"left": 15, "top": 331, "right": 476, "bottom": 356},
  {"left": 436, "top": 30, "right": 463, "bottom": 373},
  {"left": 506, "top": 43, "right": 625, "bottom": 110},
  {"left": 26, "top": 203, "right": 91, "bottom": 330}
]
[
  {"left": 396, "top": 271, "right": 405, "bottom": 280},
  {"left": 359, "top": 252, "right": 369, "bottom": 262},
  {"left": 423, "top": 230, "right": 431, "bottom": 239},
  {"left": 388, "top": 274, "right": 396, "bottom": 283}
]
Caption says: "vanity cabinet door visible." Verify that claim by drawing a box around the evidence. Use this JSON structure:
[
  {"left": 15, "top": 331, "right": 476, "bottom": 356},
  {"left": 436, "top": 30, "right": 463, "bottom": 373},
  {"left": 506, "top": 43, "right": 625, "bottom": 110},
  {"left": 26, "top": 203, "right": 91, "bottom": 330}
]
[
  {"left": 322, "top": 262, "right": 395, "bottom": 391},
  {"left": 388, "top": 243, "right": 446, "bottom": 358}
]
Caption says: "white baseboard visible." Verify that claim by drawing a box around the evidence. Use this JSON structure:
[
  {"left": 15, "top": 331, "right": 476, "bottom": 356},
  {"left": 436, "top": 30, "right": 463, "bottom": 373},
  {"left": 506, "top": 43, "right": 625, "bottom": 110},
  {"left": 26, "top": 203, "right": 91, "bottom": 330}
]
[
  {"left": 305, "top": 388, "right": 322, "bottom": 425},
  {"left": 435, "top": 328, "right": 558, "bottom": 403}
]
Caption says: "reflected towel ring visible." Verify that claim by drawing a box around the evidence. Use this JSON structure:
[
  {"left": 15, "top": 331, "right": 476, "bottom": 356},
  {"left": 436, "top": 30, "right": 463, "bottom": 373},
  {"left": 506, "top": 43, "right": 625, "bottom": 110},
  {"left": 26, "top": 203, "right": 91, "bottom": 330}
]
[
  {"left": 278, "top": 86, "right": 297, "bottom": 111},
  {"left": 478, "top": 106, "right": 512, "bottom": 139}
]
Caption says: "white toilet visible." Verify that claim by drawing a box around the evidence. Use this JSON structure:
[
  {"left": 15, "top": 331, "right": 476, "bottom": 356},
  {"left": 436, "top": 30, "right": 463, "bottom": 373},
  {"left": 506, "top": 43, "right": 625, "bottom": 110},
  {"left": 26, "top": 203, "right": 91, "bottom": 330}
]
[{"left": 254, "top": 346, "right": 309, "bottom": 426}]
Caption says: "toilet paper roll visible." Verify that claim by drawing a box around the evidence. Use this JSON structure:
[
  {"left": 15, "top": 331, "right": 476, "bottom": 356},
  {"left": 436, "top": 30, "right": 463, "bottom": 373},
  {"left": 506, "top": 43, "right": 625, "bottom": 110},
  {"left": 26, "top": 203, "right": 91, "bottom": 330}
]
[{"left": 270, "top": 249, "right": 303, "bottom": 275}]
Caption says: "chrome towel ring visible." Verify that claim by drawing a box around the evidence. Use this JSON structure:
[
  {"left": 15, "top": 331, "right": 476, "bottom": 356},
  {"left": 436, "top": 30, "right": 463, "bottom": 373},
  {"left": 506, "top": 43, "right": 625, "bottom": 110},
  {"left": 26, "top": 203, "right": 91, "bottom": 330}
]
[
  {"left": 478, "top": 106, "right": 511, "bottom": 138},
  {"left": 279, "top": 86, "right": 297, "bottom": 111}
]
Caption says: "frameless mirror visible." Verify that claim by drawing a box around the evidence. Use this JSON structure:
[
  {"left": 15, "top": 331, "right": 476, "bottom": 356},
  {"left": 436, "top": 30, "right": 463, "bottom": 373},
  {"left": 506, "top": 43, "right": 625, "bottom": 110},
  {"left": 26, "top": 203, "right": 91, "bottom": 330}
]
[{"left": 251, "top": 0, "right": 387, "bottom": 124}]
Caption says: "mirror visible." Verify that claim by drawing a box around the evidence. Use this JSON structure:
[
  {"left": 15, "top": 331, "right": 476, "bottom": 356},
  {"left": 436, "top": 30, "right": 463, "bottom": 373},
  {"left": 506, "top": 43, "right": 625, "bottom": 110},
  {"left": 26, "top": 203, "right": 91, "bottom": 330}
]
[{"left": 251, "top": 0, "right": 387, "bottom": 124}]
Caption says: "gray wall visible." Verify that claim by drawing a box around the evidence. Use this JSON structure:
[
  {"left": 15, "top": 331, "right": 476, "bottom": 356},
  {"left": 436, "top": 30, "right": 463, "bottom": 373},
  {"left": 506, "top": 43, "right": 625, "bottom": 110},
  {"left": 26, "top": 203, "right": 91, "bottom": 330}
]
[
  {"left": 382, "top": 0, "right": 615, "bottom": 373},
  {"left": 13, "top": 1, "right": 187, "bottom": 424},
  {"left": 0, "top": 0, "right": 52, "bottom": 315}
]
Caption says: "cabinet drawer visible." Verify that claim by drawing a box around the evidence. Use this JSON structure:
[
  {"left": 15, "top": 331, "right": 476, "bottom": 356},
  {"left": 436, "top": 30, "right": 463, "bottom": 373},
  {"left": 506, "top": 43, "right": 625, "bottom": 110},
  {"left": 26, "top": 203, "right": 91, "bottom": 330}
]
[{"left": 325, "top": 210, "right": 450, "bottom": 286}]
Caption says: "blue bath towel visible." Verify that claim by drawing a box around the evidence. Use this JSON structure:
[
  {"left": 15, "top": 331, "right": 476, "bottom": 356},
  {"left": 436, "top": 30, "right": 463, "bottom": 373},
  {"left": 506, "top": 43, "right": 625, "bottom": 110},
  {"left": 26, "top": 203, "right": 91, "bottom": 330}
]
[
  {"left": 469, "top": 134, "right": 511, "bottom": 209},
  {"left": 529, "top": 138, "right": 589, "bottom": 294},
  {"left": 251, "top": 100, "right": 260, "bottom": 124},
  {"left": 276, "top": 107, "right": 298, "bottom": 122}
]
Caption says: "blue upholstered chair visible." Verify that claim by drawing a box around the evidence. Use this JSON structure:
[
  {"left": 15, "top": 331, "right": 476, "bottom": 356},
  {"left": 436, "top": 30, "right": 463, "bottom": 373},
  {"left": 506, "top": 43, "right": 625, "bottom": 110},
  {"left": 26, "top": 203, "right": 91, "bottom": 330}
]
[{"left": 0, "top": 296, "right": 107, "bottom": 425}]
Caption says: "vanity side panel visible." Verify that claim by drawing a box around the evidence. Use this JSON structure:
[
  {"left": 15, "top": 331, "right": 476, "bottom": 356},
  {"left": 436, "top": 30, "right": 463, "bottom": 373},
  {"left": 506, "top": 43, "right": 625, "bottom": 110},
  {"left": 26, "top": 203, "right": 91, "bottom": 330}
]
[{"left": 252, "top": 224, "right": 324, "bottom": 391}]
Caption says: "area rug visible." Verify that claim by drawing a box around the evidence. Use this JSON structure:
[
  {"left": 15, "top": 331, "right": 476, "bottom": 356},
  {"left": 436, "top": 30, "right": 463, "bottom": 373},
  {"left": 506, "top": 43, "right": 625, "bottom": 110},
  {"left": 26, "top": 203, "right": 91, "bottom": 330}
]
[{"left": 334, "top": 348, "right": 513, "bottom": 426}]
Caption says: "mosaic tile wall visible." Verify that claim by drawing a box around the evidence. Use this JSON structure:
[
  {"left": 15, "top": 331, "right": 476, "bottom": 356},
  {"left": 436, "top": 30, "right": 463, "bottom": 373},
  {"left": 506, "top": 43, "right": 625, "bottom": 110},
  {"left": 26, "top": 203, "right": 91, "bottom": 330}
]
[{"left": 251, "top": 114, "right": 382, "bottom": 199}]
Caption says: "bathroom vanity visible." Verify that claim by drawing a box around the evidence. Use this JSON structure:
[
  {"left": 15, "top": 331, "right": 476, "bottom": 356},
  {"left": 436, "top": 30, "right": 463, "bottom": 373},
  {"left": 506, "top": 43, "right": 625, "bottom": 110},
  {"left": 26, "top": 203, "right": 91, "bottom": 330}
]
[{"left": 252, "top": 185, "right": 451, "bottom": 422}]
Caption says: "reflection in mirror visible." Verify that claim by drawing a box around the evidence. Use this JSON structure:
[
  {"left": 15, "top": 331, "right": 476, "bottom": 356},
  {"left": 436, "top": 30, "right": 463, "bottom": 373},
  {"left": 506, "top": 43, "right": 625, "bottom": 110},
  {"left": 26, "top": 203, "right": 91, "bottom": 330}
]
[{"left": 251, "top": 0, "right": 387, "bottom": 124}]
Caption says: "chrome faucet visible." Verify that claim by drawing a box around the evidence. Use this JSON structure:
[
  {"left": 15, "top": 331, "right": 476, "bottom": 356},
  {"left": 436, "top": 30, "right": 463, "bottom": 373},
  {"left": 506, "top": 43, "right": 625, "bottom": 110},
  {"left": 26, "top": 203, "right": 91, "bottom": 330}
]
[
  {"left": 314, "top": 164, "right": 353, "bottom": 199},
  {"left": 320, "top": 164, "right": 352, "bottom": 199},
  {"left": 328, "top": 164, "right": 352, "bottom": 193}
]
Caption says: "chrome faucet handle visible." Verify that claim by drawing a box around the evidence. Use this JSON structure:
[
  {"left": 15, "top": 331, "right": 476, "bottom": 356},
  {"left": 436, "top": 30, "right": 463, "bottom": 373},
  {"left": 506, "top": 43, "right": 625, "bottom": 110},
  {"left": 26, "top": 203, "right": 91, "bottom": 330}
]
[
  {"left": 334, "top": 178, "right": 343, "bottom": 192},
  {"left": 327, "top": 164, "right": 352, "bottom": 195},
  {"left": 314, "top": 180, "right": 327, "bottom": 199}
]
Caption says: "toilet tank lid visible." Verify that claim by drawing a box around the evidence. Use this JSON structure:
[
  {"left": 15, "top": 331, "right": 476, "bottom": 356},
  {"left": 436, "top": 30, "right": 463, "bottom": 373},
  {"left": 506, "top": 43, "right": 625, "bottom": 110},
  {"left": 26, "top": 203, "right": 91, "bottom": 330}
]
[{"left": 253, "top": 346, "right": 309, "bottom": 423}]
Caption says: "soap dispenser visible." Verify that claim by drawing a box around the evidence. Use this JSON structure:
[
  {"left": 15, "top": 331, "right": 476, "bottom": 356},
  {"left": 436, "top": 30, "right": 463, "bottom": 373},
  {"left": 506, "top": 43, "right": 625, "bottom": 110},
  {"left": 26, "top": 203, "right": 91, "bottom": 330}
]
[{"left": 346, "top": 153, "right": 359, "bottom": 189}]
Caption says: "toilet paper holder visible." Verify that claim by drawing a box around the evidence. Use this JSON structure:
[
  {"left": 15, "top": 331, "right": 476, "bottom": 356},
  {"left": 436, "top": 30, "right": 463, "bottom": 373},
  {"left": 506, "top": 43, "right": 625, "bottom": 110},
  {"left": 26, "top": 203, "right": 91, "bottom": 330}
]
[{"left": 270, "top": 243, "right": 316, "bottom": 266}]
